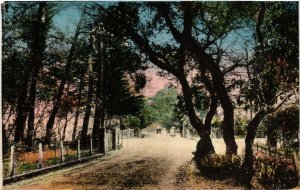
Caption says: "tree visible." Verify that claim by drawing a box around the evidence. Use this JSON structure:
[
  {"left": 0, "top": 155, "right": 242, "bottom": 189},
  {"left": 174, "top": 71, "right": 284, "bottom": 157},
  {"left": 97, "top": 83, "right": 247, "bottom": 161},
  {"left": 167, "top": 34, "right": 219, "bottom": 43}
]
[
  {"left": 80, "top": 17, "right": 146, "bottom": 139},
  {"left": 71, "top": 66, "right": 85, "bottom": 140},
  {"left": 8, "top": 2, "right": 52, "bottom": 143},
  {"left": 96, "top": 2, "right": 257, "bottom": 156},
  {"left": 44, "top": 16, "right": 83, "bottom": 144},
  {"left": 240, "top": 2, "right": 298, "bottom": 183},
  {"left": 80, "top": 38, "right": 95, "bottom": 139},
  {"left": 261, "top": 107, "right": 299, "bottom": 151},
  {"left": 96, "top": 2, "right": 215, "bottom": 157},
  {"left": 139, "top": 88, "right": 178, "bottom": 129},
  {"left": 151, "top": 2, "right": 255, "bottom": 155},
  {"left": 91, "top": 27, "right": 145, "bottom": 138},
  {"left": 2, "top": 5, "right": 28, "bottom": 149}
]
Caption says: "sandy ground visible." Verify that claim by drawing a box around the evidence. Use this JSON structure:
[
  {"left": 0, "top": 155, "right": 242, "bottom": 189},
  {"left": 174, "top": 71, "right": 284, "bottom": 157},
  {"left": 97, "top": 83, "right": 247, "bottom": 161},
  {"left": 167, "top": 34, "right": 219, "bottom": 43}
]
[{"left": 4, "top": 132, "right": 265, "bottom": 190}]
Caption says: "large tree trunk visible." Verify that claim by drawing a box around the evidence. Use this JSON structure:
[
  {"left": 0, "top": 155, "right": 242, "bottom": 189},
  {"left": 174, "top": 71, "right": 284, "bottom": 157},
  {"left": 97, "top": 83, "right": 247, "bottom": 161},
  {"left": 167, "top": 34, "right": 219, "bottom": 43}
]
[
  {"left": 243, "top": 110, "right": 267, "bottom": 167},
  {"left": 72, "top": 73, "right": 84, "bottom": 141},
  {"left": 62, "top": 82, "right": 70, "bottom": 141},
  {"left": 44, "top": 20, "right": 82, "bottom": 144},
  {"left": 243, "top": 4, "right": 268, "bottom": 169},
  {"left": 14, "top": 66, "right": 32, "bottom": 143},
  {"left": 156, "top": 3, "right": 238, "bottom": 155},
  {"left": 2, "top": 123, "right": 9, "bottom": 155},
  {"left": 188, "top": 41, "right": 238, "bottom": 155},
  {"left": 14, "top": 2, "right": 47, "bottom": 143},
  {"left": 3, "top": 106, "right": 14, "bottom": 129},
  {"left": 216, "top": 88, "right": 237, "bottom": 155},
  {"left": 81, "top": 86, "right": 93, "bottom": 139},
  {"left": 62, "top": 114, "right": 68, "bottom": 141},
  {"left": 26, "top": 77, "right": 37, "bottom": 149},
  {"left": 92, "top": 43, "right": 104, "bottom": 137},
  {"left": 100, "top": 5, "right": 215, "bottom": 157},
  {"left": 44, "top": 78, "right": 67, "bottom": 144},
  {"left": 241, "top": 110, "right": 267, "bottom": 185},
  {"left": 178, "top": 74, "right": 215, "bottom": 159},
  {"left": 72, "top": 109, "right": 80, "bottom": 141},
  {"left": 81, "top": 55, "right": 94, "bottom": 139},
  {"left": 204, "top": 95, "right": 218, "bottom": 132}
]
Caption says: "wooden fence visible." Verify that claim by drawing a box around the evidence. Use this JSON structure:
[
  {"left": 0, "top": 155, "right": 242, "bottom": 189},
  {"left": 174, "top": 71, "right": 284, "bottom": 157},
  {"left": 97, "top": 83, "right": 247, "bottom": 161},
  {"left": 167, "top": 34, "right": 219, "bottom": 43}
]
[
  {"left": 253, "top": 142, "right": 291, "bottom": 159},
  {"left": 253, "top": 142, "right": 300, "bottom": 186},
  {"left": 253, "top": 142, "right": 298, "bottom": 171},
  {"left": 4, "top": 128, "right": 123, "bottom": 180}
]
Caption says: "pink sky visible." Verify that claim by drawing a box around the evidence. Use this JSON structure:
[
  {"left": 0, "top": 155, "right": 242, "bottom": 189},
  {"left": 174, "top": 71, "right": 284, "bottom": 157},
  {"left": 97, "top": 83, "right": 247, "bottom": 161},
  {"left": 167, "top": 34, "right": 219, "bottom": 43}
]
[
  {"left": 141, "top": 68, "right": 176, "bottom": 97},
  {"left": 141, "top": 66, "right": 198, "bottom": 97}
]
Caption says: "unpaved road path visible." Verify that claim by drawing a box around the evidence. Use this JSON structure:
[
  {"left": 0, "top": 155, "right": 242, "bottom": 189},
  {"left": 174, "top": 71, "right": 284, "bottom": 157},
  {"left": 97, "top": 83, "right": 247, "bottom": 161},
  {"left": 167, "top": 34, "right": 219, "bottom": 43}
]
[{"left": 4, "top": 133, "right": 260, "bottom": 190}]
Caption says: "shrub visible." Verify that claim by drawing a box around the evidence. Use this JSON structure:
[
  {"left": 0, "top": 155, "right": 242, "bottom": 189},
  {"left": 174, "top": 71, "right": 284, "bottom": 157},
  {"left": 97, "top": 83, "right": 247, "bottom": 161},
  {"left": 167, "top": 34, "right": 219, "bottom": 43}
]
[
  {"left": 45, "top": 157, "right": 60, "bottom": 166},
  {"left": 234, "top": 117, "right": 249, "bottom": 137},
  {"left": 196, "top": 154, "right": 241, "bottom": 178},
  {"left": 18, "top": 162, "right": 37, "bottom": 174},
  {"left": 261, "top": 106, "right": 299, "bottom": 152},
  {"left": 65, "top": 154, "right": 77, "bottom": 162},
  {"left": 255, "top": 156, "right": 298, "bottom": 189},
  {"left": 211, "top": 116, "right": 223, "bottom": 138}
]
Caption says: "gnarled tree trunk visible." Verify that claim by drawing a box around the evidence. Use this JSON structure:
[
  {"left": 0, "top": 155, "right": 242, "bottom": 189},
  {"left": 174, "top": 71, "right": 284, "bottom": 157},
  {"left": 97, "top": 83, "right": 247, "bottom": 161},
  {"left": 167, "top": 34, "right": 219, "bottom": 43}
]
[
  {"left": 97, "top": 4, "right": 216, "bottom": 158},
  {"left": 188, "top": 41, "right": 238, "bottom": 155},
  {"left": 178, "top": 74, "right": 215, "bottom": 159},
  {"left": 155, "top": 2, "right": 238, "bottom": 155},
  {"left": 241, "top": 110, "right": 267, "bottom": 185}
]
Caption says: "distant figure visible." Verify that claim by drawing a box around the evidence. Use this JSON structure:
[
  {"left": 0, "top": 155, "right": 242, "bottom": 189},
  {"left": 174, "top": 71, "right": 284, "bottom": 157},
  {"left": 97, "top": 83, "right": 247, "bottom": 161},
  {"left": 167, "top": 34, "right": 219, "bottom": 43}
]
[{"left": 156, "top": 126, "right": 161, "bottom": 134}]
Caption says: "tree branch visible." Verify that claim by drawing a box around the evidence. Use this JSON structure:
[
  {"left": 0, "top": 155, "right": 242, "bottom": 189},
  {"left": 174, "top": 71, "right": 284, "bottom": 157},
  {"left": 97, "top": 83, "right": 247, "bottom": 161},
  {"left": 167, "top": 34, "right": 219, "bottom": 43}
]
[{"left": 97, "top": 4, "right": 178, "bottom": 76}]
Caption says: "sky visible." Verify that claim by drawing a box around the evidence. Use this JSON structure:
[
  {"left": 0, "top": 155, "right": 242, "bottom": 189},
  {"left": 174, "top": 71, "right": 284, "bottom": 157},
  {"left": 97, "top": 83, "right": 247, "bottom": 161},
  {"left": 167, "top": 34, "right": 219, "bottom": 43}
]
[{"left": 53, "top": 3, "right": 81, "bottom": 36}]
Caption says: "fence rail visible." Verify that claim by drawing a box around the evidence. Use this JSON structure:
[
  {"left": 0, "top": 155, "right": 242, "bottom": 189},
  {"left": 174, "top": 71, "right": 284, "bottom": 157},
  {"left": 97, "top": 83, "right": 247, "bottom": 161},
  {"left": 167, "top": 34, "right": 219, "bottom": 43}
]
[
  {"left": 253, "top": 142, "right": 299, "bottom": 176},
  {"left": 3, "top": 128, "right": 123, "bottom": 180},
  {"left": 254, "top": 143, "right": 288, "bottom": 158}
]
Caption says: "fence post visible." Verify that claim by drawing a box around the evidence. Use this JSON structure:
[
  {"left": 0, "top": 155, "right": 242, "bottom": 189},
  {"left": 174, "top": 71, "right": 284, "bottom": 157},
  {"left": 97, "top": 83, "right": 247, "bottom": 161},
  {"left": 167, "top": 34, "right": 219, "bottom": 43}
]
[
  {"left": 117, "top": 129, "right": 120, "bottom": 145},
  {"left": 90, "top": 138, "right": 93, "bottom": 156},
  {"left": 77, "top": 139, "right": 81, "bottom": 160},
  {"left": 121, "top": 130, "right": 123, "bottom": 145},
  {"left": 54, "top": 141, "right": 57, "bottom": 159},
  {"left": 66, "top": 143, "right": 69, "bottom": 156},
  {"left": 38, "top": 143, "right": 43, "bottom": 168},
  {"left": 60, "top": 141, "right": 64, "bottom": 163},
  {"left": 9, "top": 145, "right": 15, "bottom": 177}
]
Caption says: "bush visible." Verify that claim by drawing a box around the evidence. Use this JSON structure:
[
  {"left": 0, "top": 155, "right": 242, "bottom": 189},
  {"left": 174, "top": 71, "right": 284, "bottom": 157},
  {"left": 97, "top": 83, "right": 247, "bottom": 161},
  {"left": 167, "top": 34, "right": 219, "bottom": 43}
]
[
  {"left": 45, "top": 157, "right": 60, "bottom": 166},
  {"left": 18, "top": 162, "right": 37, "bottom": 174},
  {"left": 65, "top": 154, "right": 77, "bottom": 162},
  {"left": 234, "top": 117, "right": 249, "bottom": 137},
  {"left": 262, "top": 106, "right": 299, "bottom": 152},
  {"left": 255, "top": 157, "right": 298, "bottom": 189},
  {"left": 196, "top": 154, "right": 241, "bottom": 178},
  {"left": 211, "top": 116, "right": 223, "bottom": 138}
]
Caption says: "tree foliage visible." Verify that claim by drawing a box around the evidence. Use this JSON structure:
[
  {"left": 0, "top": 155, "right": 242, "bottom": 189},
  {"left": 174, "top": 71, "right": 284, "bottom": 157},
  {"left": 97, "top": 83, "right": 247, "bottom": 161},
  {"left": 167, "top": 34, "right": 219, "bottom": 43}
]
[
  {"left": 262, "top": 107, "right": 299, "bottom": 151},
  {"left": 139, "top": 88, "right": 177, "bottom": 129}
]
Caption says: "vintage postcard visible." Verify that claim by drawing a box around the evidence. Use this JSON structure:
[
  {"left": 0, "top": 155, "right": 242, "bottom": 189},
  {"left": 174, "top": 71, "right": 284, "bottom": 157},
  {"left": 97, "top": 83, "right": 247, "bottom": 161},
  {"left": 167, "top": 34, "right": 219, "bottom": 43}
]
[{"left": 1, "top": 1, "right": 299, "bottom": 189}]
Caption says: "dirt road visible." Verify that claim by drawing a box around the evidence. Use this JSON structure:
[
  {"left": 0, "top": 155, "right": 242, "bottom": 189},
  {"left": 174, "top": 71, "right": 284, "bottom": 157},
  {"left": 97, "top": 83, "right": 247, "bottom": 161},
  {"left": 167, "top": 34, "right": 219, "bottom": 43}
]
[{"left": 4, "top": 133, "right": 259, "bottom": 190}]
